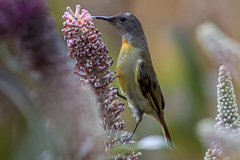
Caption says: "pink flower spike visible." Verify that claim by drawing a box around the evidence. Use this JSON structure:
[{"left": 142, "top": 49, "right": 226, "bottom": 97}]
[
  {"left": 75, "top": 5, "right": 81, "bottom": 17},
  {"left": 61, "top": 5, "right": 140, "bottom": 159},
  {"left": 66, "top": 6, "right": 75, "bottom": 17}
]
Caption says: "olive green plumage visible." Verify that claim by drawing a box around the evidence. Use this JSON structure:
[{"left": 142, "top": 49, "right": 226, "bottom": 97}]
[{"left": 94, "top": 13, "right": 172, "bottom": 148}]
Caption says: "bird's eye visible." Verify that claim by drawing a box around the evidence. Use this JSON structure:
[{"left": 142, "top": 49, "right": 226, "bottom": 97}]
[{"left": 120, "top": 17, "right": 127, "bottom": 22}]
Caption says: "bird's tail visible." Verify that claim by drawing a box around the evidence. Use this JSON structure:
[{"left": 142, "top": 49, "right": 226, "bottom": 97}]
[{"left": 158, "top": 113, "right": 172, "bottom": 148}]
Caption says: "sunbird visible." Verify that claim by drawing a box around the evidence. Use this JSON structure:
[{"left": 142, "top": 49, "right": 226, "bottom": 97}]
[{"left": 94, "top": 13, "right": 172, "bottom": 147}]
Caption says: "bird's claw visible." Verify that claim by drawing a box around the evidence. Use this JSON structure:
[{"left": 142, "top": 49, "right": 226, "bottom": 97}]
[
  {"left": 121, "top": 134, "right": 132, "bottom": 144},
  {"left": 117, "top": 89, "right": 127, "bottom": 100}
]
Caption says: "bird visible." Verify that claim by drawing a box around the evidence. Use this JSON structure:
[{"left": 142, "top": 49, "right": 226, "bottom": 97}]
[{"left": 93, "top": 13, "right": 172, "bottom": 147}]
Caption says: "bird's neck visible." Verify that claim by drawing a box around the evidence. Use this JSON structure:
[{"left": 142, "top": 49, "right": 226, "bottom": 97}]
[{"left": 122, "top": 29, "right": 149, "bottom": 51}]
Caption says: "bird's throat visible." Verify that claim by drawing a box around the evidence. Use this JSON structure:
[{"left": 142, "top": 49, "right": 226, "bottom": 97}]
[{"left": 121, "top": 40, "right": 132, "bottom": 52}]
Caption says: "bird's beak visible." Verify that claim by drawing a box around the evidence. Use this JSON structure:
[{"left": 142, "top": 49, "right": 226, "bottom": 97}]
[{"left": 92, "top": 16, "right": 114, "bottom": 22}]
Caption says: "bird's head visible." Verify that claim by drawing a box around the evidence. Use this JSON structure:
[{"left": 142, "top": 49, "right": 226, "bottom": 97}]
[{"left": 93, "top": 13, "right": 143, "bottom": 38}]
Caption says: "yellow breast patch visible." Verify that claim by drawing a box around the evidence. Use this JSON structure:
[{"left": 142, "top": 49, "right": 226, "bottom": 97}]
[
  {"left": 117, "top": 40, "right": 133, "bottom": 92},
  {"left": 120, "top": 40, "right": 132, "bottom": 52}
]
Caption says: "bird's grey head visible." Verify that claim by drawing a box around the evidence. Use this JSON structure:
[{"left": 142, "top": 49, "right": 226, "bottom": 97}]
[{"left": 93, "top": 13, "right": 143, "bottom": 37}]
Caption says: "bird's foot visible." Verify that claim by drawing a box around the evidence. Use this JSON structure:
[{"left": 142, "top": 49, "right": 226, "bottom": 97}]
[
  {"left": 116, "top": 88, "right": 127, "bottom": 101},
  {"left": 121, "top": 134, "right": 133, "bottom": 144}
]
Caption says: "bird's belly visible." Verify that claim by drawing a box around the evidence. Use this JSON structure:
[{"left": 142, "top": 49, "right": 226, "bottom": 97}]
[
  {"left": 117, "top": 55, "right": 154, "bottom": 114},
  {"left": 127, "top": 86, "right": 154, "bottom": 114}
]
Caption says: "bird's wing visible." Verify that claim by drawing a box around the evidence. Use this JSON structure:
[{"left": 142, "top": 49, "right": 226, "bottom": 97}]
[
  {"left": 135, "top": 58, "right": 172, "bottom": 147},
  {"left": 135, "top": 58, "right": 165, "bottom": 116}
]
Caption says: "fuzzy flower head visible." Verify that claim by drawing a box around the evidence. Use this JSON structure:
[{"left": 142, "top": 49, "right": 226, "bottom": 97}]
[
  {"left": 196, "top": 22, "right": 240, "bottom": 86},
  {"left": 62, "top": 5, "right": 92, "bottom": 28},
  {"left": 215, "top": 65, "right": 240, "bottom": 134}
]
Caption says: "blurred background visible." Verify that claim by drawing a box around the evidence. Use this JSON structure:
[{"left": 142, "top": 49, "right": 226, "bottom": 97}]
[{"left": 1, "top": 0, "right": 240, "bottom": 159}]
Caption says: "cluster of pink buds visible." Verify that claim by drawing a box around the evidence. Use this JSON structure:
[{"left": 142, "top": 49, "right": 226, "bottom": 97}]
[
  {"left": 62, "top": 5, "right": 141, "bottom": 159},
  {"left": 62, "top": 5, "right": 116, "bottom": 91}
]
